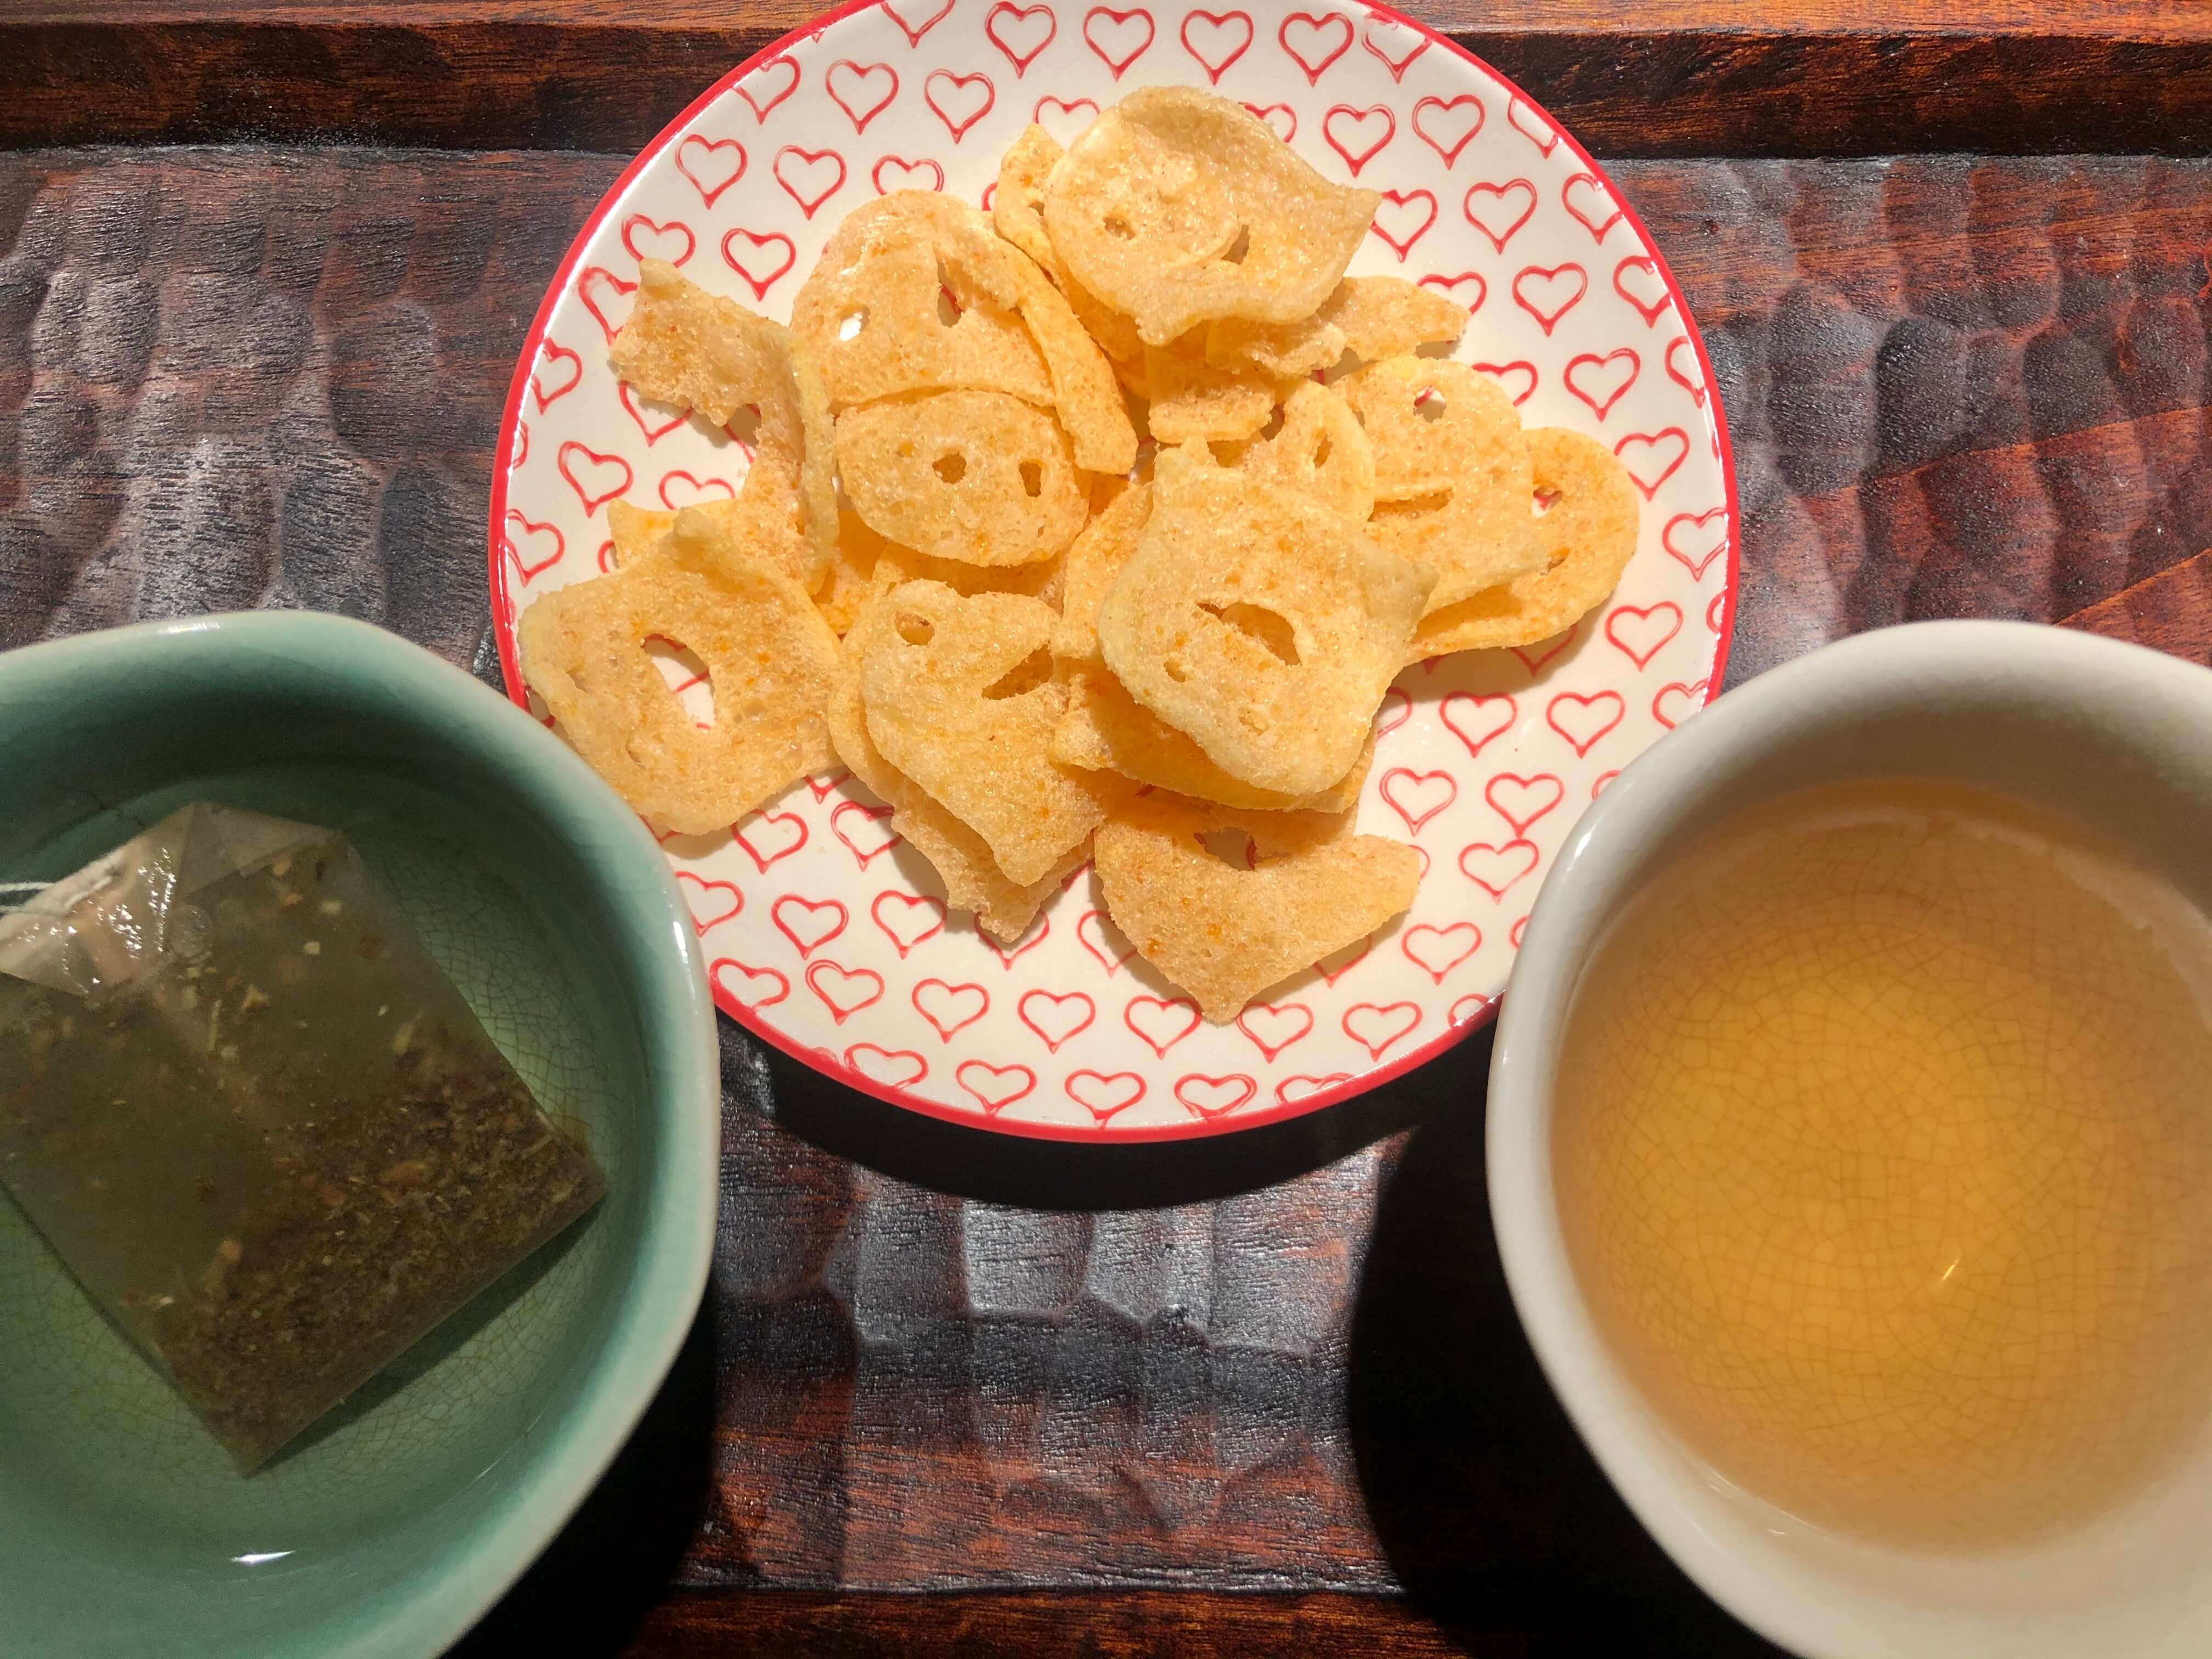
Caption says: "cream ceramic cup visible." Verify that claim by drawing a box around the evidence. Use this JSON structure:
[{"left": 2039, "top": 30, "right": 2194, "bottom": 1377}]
[{"left": 1488, "top": 620, "right": 2212, "bottom": 1659}]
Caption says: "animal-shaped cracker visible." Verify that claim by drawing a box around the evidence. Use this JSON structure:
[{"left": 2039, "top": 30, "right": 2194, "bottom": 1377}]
[
  {"left": 1341, "top": 356, "right": 1549, "bottom": 613},
  {"left": 860, "top": 580, "right": 1114, "bottom": 885},
  {"left": 1097, "top": 446, "right": 1432, "bottom": 795},
  {"left": 519, "top": 555, "right": 837, "bottom": 836},
  {"left": 1042, "top": 87, "right": 1379, "bottom": 348},
  {"left": 1407, "top": 427, "right": 1641, "bottom": 660},
  {"left": 1205, "top": 275, "right": 1468, "bottom": 380},
  {"left": 1094, "top": 793, "right": 1419, "bottom": 1020},
  {"left": 610, "top": 259, "right": 837, "bottom": 586},
  {"left": 797, "top": 193, "right": 1136, "bottom": 473},
  {"left": 836, "top": 390, "right": 1087, "bottom": 567},
  {"left": 1231, "top": 382, "right": 1375, "bottom": 523},
  {"left": 827, "top": 588, "right": 1077, "bottom": 941}
]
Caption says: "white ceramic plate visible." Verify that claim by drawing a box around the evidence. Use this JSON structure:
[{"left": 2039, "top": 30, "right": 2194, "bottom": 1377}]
[{"left": 489, "top": 0, "right": 1739, "bottom": 1140}]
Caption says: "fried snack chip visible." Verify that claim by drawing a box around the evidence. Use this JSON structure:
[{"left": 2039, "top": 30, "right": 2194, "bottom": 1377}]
[
  {"left": 848, "top": 191, "right": 1132, "bottom": 441},
  {"left": 1407, "top": 427, "right": 1641, "bottom": 661},
  {"left": 1328, "top": 274, "right": 1473, "bottom": 364},
  {"left": 995, "top": 125, "right": 1144, "bottom": 370},
  {"left": 1206, "top": 275, "right": 1468, "bottom": 379},
  {"left": 1042, "top": 86, "right": 1379, "bottom": 347},
  {"left": 1205, "top": 311, "right": 1343, "bottom": 382},
  {"left": 1053, "top": 667, "right": 1373, "bottom": 812},
  {"left": 827, "top": 588, "right": 1075, "bottom": 940},
  {"left": 827, "top": 507, "right": 1066, "bottom": 627},
  {"left": 518, "top": 558, "right": 837, "bottom": 836},
  {"left": 1142, "top": 329, "right": 1280, "bottom": 445},
  {"left": 791, "top": 196, "right": 1052, "bottom": 409},
  {"left": 1368, "top": 484, "right": 1547, "bottom": 617},
  {"left": 992, "top": 127, "right": 1066, "bottom": 280},
  {"left": 798, "top": 193, "right": 1136, "bottom": 473},
  {"left": 607, "top": 499, "right": 670, "bottom": 568},
  {"left": 860, "top": 580, "right": 1113, "bottom": 885},
  {"left": 609, "top": 260, "right": 837, "bottom": 585},
  {"left": 1051, "top": 477, "right": 1150, "bottom": 663},
  {"left": 1097, "top": 448, "right": 1433, "bottom": 795},
  {"left": 873, "top": 538, "right": 1065, "bottom": 608},
  {"left": 1341, "top": 356, "right": 1548, "bottom": 611},
  {"left": 606, "top": 495, "right": 816, "bottom": 588},
  {"left": 1093, "top": 792, "right": 1419, "bottom": 1020},
  {"left": 837, "top": 390, "right": 1086, "bottom": 567},
  {"left": 815, "top": 509, "right": 890, "bottom": 636},
  {"left": 916, "top": 182, "right": 1141, "bottom": 477},
  {"left": 1235, "top": 381, "right": 1375, "bottom": 523},
  {"left": 1005, "top": 257, "right": 1140, "bottom": 475},
  {"left": 1341, "top": 356, "right": 1502, "bottom": 496}
]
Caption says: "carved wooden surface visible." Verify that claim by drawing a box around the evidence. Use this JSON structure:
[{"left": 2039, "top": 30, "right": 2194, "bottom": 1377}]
[
  {"left": 615, "top": 1587, "right": 1700, "bottom": 1656},
  {"left": 3, "top": 3, "right": 2211, "bottom": 157},
  {"left": 2058, "top": 548, "right": 2212, "bottom": 663},
  {"left": 0, "top": 140, "right": 2206, "bottom": 1655}
]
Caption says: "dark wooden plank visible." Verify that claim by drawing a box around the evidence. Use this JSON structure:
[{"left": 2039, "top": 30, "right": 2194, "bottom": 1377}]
[
  {"left": 1617, "top": 154, "right": 2212, "bottom": 685},
  {"left": 0, "top": 147, "right": 619, "bottom": 665},
  {"left": 610, "top": 1589, "right": 1601, "bottom": 1656},
  {"left": 0, "top": 146, "right": 2205, "bottom": 1656},
  {"left": 44, "top": 0, "right": 2212, "bottom": 30},
  {"left": 3, "top": 2, "right": 2211, "bottom": 155},
  {"left": 2058, "top": 545, "right": 2212, "bottom": 662}
]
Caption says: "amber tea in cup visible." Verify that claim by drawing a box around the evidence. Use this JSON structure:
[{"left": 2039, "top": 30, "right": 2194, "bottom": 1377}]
[{"left": 1553, "top": 777, "right": 2212, "bottom": 1545}]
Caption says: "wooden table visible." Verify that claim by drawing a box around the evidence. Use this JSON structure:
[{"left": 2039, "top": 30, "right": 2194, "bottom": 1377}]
[{"left": 3, "top": 4, "right": 2208, "bottom": 1652}]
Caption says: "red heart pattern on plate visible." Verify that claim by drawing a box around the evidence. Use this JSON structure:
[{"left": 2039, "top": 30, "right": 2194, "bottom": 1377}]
[
  {"left": 1322, "top": 103, "right": 1394, "bottom": 175},
  {"left": 736, "top": 809, "right": 809, "bottom": 871},
  {"left": 1368, "top": 188, "right": 1435, "bottom": 261},
  {"left": 1360, "top": 15, "right": 1425, "bottom": 81},
  {"left": 1400, "top": 922, "right": 1477, "bottom": 983},
  {"left": 712, "top": 957, "right": 789, "bottom": 1009},
  {"left": 1019, "top": 988, "right": 1097, "bottom": 1051},
  {"left": 1235, "top": 1000, "right": 1314, "bottom": 1060},
  {"left": 1411, "top": 92, "right": 1481, "bottom": 162},
  {"left": 1279, "top": 10, "right": 1352, "bottom": 83},
  {"left": 1068, "top": 1068, "right": 1146, "bottom": 1119},
  {"left": 1084, "top": 6, "right": 1155, "bottom": 76},
  {"left": 988, "top": 2, "right": 1059, "bottom": 72},
  {"left": 872, "top": 890, "right": 946, "bottom": 955},
  {"left": 501, "top": 511, "right": 565, "bottom": 582},
  {"left": 848, "top": 1042, "right": 929, "bottom": 1087},
  {"left": 720, "top": 228, "right": 798, "bottom": 300},
  {"left": 826, "top": 60, "right": 900, "bottom": 133},
  {"left": 1182, "top": 10, "right": 1254, "bottom": 82},
  {"left": 1462, "top": 178, "right": 1534, "bottom": 251},
  {"left": 488, "top": 0, "right": 1735, "bottom": 1138}
]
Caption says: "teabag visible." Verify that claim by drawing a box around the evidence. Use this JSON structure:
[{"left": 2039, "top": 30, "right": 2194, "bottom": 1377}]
[{"left": 0, "top": 804, "right": 605, "bottom": 1471}]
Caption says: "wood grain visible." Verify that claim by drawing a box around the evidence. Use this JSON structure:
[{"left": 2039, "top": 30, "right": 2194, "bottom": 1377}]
[
  {"left": 1624, "top": 155, "right": 2212, "bottom": 683},
  {"left": 2, "top": 4, "right": 2210, "bottom": 155},
  {"left": 0, "top": 144, "right": 2205, "bottom": 1655},
  {"left": 2059, "top": 546, "right": 2212, "bottom": 662},
  {"left": 25, "top": 0, "right": 2212, "bottom": 33},
  {"left": 612, "top": 1589, "right": 1672, "bottom": 1656}
]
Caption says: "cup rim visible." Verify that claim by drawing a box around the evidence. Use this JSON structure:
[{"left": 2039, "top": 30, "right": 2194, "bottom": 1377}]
[
  {"left": 1487, "top": 619, "right": 2212, "bottom": 1657},
  {"left": 0, "top": 611, "right": 721, "bottom": 1658}
]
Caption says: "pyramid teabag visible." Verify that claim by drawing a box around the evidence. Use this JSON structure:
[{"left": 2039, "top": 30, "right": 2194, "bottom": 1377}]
[{"left": 0, "top": 804, "right": 605, "bottom": 1471}]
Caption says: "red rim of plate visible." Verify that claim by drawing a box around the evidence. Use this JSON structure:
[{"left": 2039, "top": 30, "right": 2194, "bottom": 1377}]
[{"left": 487, "top": 0, "right": 1742, "bottom": 1143}]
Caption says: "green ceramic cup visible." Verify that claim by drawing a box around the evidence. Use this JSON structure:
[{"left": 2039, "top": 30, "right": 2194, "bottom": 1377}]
[{"left": 0, "top": 613, "right": 720, "bottom": 1657}]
